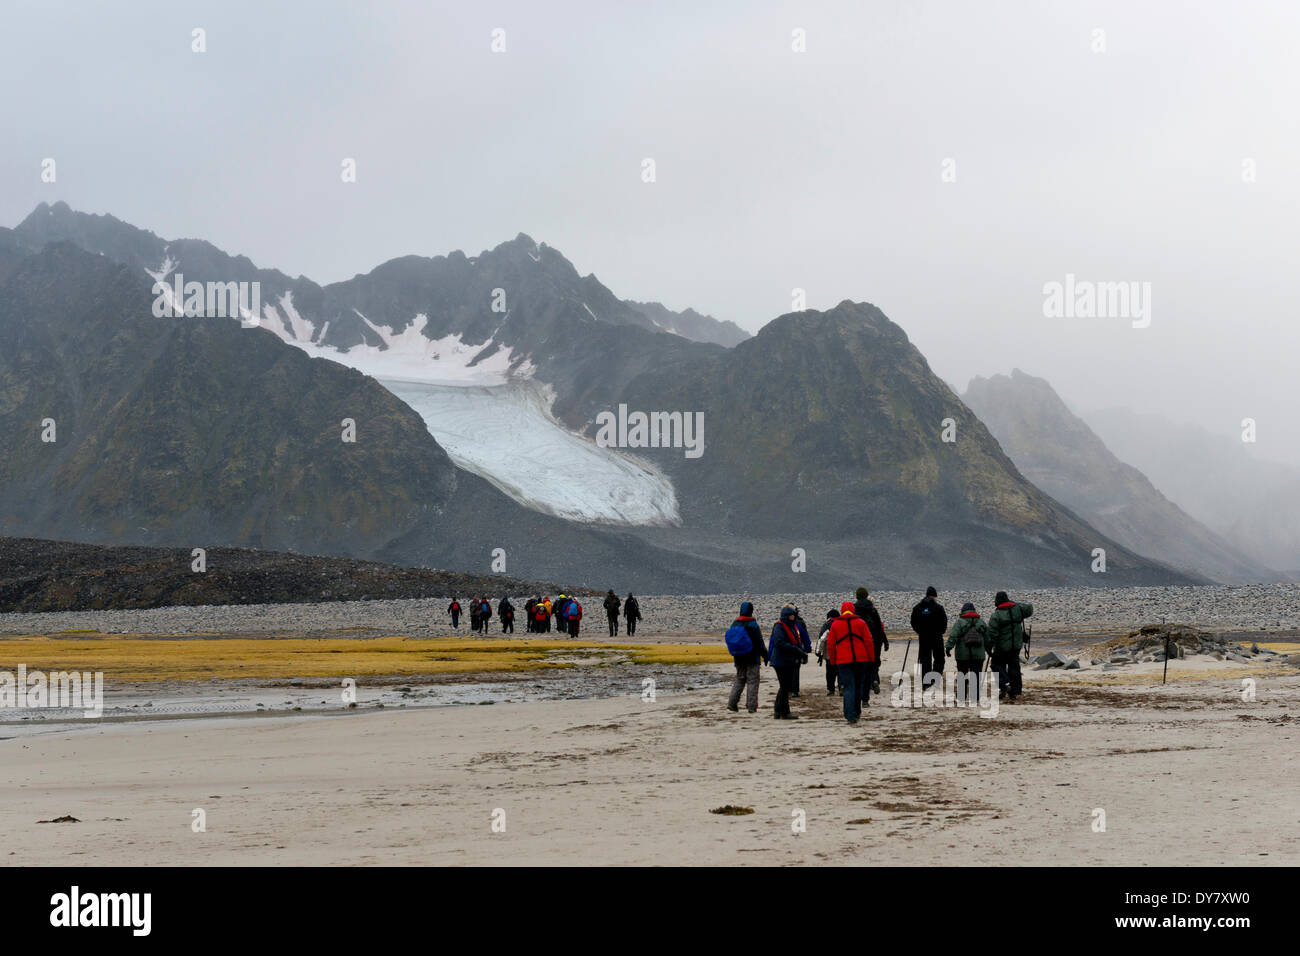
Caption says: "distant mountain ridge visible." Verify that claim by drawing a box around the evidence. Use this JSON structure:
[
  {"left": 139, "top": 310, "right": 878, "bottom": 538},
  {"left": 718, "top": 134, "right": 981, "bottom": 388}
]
[
  {"left": 964, "top": 370, "right": 1276, "bottom": 584},
  {"left": 1084, "top": 406, "right": 1300, "bottom": 575},
  {"left": 2, "top": 202, "right": 1202, "bottom": 589}
]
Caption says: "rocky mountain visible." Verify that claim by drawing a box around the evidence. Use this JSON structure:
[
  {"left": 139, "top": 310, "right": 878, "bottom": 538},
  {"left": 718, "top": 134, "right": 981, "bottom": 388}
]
[
  {"left": 0, "top": 242, "right": 737, "bottom": 591},
  {"left": 1084, "top": 407, "right": 1300, "bottom": 575},
  {"left": 4, "top": 203, "right": 1203, "bottom": 590},
  {"left": 964, "top": 370, "right": 1275, "bottom": 583},
  {"left": 625, "top": 300, "right": 751, "bottom": 347},
  {"left": 608, "top": 302, "right": 1198, "bottom": 587}
]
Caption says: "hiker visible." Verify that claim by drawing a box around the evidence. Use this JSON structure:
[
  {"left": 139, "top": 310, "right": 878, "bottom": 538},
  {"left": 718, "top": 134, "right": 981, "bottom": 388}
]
[
  {"left": 767, "top": 605, "right": 808, "bottom": 719},
  {"left": 567, "top": 596, "right": 583, "bottom": 637},
  {"left": 854, "top": 587, "right": 889, "bottom": 694},
  {"left": 826, "top": 600, "right": 875, "bottom": 723},
  {"left": 945, "top": 602, "right": 990, "bottom": 703},
  {"left": 535, "top": 597, "right": 551, "bottom": 633},
  {"left": 479, "top": 597, "right": 493, "bottom": 634},
  {"left": 986, "top": 591, "right": 1033, "bottom": 702},
  {"left": 499, "top": 597, "right": 515, "bottom": 634},
  {"left": 725, "top": 601, "right": 768, "bottom": 713},
  {"left": 604, "top": 590, "right": 621, "bottom": 637},
  {"left": 624, "top": 593, "right": 641, "bottom": 636},
  {"left": 553, "top": 595, "right": 566, "bottom": 634},
  {"left": 448, "top": 598, "right": 462, "bottom": 630},
  {"left": 789, "top": 605, "right": 812, "bottom": 697},
  {"left": 524, "top": 598, "right": 536, "bottom": 633},
  {"left": 815, "top": 609, "right": 840, "bottom": 695},
  {"left": 910, "top": 586, "right": 949, "bottom": 678},
  {"left": 470, "top": 598, "right": 482, "bottom": 633}
]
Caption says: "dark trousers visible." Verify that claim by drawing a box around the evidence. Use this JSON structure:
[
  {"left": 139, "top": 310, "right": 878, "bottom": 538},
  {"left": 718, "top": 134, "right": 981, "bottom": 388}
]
[
  {"left": 836, "top": 661, "right": 870, "bottom": 722},
  {"left": 451, "top": 613, "right": 459, "bottom": 628},
  {"left": 956, "top": 659, "right": 981, "bottom": 703},
  {"left": 824, "top": 660, "right": 838, "bottom": 693},
  {"left": 993, "top": 650, "right": 1022, "bottom": 698},
  {"left": 607, "top": 614, "right": 618, "bottom": 637},
  {"left": 773, "top": 665, "right": 795, "bottom": 716},
  {"left": 502, "top": 617, "right": 513, "bottom": 633},
  {"left": 568, "top": 619, "right": 580, "bottom": 638},
  {"left": 870, "top": 639, "right": 884, "bottom": 690},
  {"left": 918, "top": 635, "right": 945, "bottom": 676},
  {"left": 791, "top": 662, "right": 801, "bottom": 695},
  {"left": 626, "top": 617, "right": 637, "bottom": 636}
]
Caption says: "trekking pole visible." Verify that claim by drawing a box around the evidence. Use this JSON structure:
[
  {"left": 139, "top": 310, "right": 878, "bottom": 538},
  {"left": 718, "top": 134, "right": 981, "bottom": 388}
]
[
  {"left": 900, "top": 638, "right": 911, "bottom": 677},
  {"left": 1161, "top": 616, "right": 1169, "bottom": 685}
]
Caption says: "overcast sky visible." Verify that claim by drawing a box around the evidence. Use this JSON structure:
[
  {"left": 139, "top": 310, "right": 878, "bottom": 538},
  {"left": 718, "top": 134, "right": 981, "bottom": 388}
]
[{"left": 4, "top": 0, "right": 1298, "bottom": 465}]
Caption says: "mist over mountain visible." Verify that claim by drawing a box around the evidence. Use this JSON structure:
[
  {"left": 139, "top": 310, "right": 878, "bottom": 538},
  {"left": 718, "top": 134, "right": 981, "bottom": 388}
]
[
  {"left": 3, "top": 203, "right": 1203, "bottom": 590},
  {"left": 1084, "top": 407, "right": 1300, "bottom": 575},
  {"left": 965, "top": 370, "right": 1275, "bottom": 584}
]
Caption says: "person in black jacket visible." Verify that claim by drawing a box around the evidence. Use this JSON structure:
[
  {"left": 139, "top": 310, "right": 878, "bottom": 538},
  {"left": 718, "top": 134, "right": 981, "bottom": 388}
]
[
  {"left": 448, "top": 598, "right": 462, "bottom": 629},
  {"left": 603, "top": 590, "right": 621, "bottom": 637},
  {"left": 726, "top": 601, "right": 768, "bottom": 713},
  {"left": 499, "top": 597, "right": 514, "bottom": 634},
  {"left": 624, "top": 594, "right": 641, "bottom": 636},
  {"left": 910, "top": 586, "right": 948, "bottom": 678},
  {"left": 855, "top": 587, "right": 889, "bottom": 695}
]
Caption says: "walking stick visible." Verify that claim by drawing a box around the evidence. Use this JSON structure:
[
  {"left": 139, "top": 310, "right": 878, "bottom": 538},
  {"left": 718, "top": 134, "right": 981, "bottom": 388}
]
[{"left": 1161, "top": 617, "right": 1170, "bottom": 685}]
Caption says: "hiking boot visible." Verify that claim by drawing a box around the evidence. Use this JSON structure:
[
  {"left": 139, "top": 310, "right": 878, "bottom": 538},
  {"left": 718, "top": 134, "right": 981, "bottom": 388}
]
[
  {"left": 726, "top": 705, "right": 739, "bottom": 712},
  {"left": 826, "top": 689, "right": 836, "bottom": 696}
]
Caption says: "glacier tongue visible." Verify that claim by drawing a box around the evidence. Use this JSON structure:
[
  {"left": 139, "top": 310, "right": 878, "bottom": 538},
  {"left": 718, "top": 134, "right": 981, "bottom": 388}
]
[
  {"left": 252, "top": 301, "right": 678, "bottom": 524},
  {"left": 382, "top": 380, "right": 680, "bottom": 526}
]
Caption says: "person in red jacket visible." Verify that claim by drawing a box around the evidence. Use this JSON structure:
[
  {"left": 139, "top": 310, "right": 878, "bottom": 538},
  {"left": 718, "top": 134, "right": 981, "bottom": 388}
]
[
  {"left": 825, "top": 600, "right": 876, "bottom": 724},
  {"left": 566, "top": 597, "right": 582, "bottom": 638}
]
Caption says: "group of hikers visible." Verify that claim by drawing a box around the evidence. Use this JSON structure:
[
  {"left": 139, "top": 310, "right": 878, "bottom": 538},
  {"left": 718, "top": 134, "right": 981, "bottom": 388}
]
[
  {"left": 447, "top": 592, "right": 641, "bottom": 638},
  {"left": 725, "top": 587, "right": 1033, "bottom": 723},
  {"left": 446, "top": 596, "right": 517, "bottom": 633}
]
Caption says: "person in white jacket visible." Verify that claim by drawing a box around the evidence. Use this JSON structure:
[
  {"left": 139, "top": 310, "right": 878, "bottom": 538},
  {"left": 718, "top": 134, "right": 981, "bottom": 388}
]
[{"left": 815, "top": 609, "right": 840, "bottom": 695}]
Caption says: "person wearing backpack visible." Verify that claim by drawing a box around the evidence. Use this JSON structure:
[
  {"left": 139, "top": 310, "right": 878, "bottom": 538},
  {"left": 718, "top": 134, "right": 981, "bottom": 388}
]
[
  {"left": 535, "top": 597, "right": 551, "bottom": 633},
  {"left": 567, "top": 597, "right": 583, "bottom": 637},
  {"left": 479, "top": 598, "right": 493, "bottom": 634},
  {"left": 624, "top": 593, "right": 641, "bottom": 636},
  {"left": 603, "top": 590, "right": 621, "bottom": 637},
  {"left": 910, "top": 586, "right": 949, "bottom": 679},
  {"left": 470, "top": 598, "right": 482, "bottom": 633},
  {"left": 499, "top": 597, "right": 515, "bottom": 634},
  {"left": 767, "top": 605, "right": 809, "bottom": 719},
  {"left": 945, "top": 602, "right": 990, "bottom": 704},
  {"left": 725, "top": 601, "right": 768, "bottom": 713},
  {"left": 448, "top": 598, "right": 462, "bottom": 630},
  {"left": 986, "top": 591, "right": 1033, "bottom": 702},
  {"left": 854, "top": 587, "right": 889, "bottom": 694},
  {"left": 826, "top": 601, "right": 875, "bottom": 723},
  {"left": 815, "top": 609, "right": 840, "bottom": 695},
  {"left": 554, "top": 595, "right": 566, "bottom": 634}
]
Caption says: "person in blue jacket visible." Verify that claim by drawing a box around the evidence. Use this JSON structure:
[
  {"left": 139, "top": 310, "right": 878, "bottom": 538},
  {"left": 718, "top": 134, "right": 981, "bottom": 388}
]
[
  {"left": 788, "top": 605, "right": 813, "bottom": 697},
  {"left": 726, "top": 601, "right": 768, "bottom": 713},
  {"left": 768, "top": 605, "right": 809, "bottom": 719}
]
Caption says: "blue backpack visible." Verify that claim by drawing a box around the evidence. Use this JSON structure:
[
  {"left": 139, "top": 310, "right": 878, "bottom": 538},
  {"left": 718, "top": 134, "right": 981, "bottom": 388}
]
[{"left": 724, "top": 621, "right": 753, "bottom": 656}]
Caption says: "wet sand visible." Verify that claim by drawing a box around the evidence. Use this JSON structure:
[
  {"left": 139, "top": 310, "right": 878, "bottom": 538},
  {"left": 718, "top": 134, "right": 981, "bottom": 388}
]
[{"left": 2, "top": 643, "right": 1295, "bottom": 866}]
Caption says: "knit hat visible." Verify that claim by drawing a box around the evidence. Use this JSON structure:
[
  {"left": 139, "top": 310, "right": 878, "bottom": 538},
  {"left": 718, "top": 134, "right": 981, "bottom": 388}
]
[
  {"left": 961, "top": 602, "right": 976, "bottom": 614},
  {"left": 994, "top": 591, "right": 1009, "bottom": 605},
  {"left": 855, "top": 586, "right": 868, "bottom": 600},
  {"left": 926, "top": 586, "right": 937, "bottom": 597}
]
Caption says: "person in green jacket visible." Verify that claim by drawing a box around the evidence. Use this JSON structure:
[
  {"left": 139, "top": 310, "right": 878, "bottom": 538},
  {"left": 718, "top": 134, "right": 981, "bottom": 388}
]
[
  {"left": 945, "top": 602, "right": 990, "bottom": 704},
  {"left": 986, "top": 591, "right": 1033, "bottom": 702}
]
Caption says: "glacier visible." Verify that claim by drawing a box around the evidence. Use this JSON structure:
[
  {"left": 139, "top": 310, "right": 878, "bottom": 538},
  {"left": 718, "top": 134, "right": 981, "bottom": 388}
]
[{"left": 243, "top": 288, "right": 679, "bottom": 525}]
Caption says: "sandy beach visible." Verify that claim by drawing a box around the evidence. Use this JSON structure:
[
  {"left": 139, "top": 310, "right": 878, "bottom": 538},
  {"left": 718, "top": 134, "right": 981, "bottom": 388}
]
[{"left": 3, "top": 636, "right": 1296, "bottom": 867}]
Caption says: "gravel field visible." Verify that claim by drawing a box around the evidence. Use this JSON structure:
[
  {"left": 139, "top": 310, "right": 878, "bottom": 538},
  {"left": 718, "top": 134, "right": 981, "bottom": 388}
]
[{"left": 2, "top": 585, "right": 1299, "bottom": 639}]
